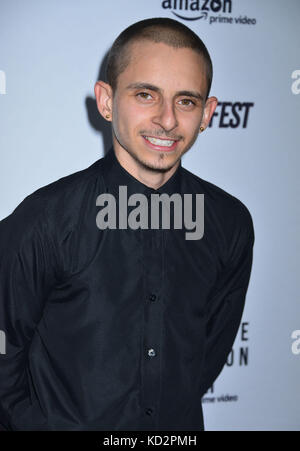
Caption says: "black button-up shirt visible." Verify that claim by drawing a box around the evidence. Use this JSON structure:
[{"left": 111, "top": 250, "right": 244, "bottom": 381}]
[{"left": 0, "top": 147, "right": 254, "bottom": 431}]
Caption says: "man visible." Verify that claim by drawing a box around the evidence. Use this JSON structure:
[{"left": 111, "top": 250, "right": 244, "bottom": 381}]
[{"left": 0, "top": 18, "right": 254, "bottom": 431}]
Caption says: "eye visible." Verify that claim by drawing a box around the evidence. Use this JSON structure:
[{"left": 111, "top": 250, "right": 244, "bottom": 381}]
[
  {"left": 136, "top": 92, "right": 153, "bottom": 100},
  {"left": 178, "top": 98, "right": 195, "bottom": 107}
]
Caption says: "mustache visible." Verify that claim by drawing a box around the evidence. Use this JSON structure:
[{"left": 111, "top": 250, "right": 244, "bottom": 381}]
[{"left": 140, "top": 130, "right": 183, "bottom": 141}]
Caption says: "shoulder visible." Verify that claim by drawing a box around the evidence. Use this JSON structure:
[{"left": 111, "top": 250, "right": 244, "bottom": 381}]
[
  {"left": 0, "top": 157, "right": 105, "bottom": 254},
  {"left": 181, "top": 166, "right": 255, "bottom": 259},
  {"left": 28, "top": 157, "right": 104, "bottom": 205},
  {"left": 182, "top": 166, "right": 254, "bottom": 229}
]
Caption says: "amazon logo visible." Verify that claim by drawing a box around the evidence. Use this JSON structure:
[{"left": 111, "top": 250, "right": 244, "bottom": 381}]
[{"left": 161, "top": 0, "right": 232, "bottom": 21}]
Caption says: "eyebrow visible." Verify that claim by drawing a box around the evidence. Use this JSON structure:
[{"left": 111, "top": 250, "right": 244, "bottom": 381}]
[{"left": 125, "top": 82, "right": 204, "bottom": 102}]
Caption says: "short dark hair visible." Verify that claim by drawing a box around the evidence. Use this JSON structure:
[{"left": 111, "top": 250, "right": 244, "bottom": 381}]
[{"left": 106, "top": 17, "right": 213, "bottom": 99}]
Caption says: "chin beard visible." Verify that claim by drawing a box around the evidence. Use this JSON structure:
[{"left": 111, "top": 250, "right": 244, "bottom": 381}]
[
  {"left": 130, "top": 150, "right": 178, "bottom": 174},
  {"left": 112, "top": 130, "right": 182, "bottom": 173}
]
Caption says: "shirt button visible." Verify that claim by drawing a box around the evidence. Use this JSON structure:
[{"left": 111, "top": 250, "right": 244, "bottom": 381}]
[
  {"left": 148, "top": 348, "right": 156, "bottom": 357},
  {"left": 149, "top": 293, "right": 157, "bottom": 302},
  {"left": 145, "top": 408, "right": 153, "bottom": 416}
]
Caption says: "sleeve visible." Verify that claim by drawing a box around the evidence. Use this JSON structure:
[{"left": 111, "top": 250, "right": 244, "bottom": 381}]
[
  {"left": 199, "top": 206, "right": 255, "bottom": 398},
  {"left": 0, "top": 193, "right": 59, "bottom": 430}
]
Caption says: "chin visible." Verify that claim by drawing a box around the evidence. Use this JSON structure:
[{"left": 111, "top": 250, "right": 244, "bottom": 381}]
[{"left": 136, "top": 151, "right": 179, "bottom": 173}]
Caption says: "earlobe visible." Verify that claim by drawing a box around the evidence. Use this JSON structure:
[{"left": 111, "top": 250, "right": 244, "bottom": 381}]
[{"left": 94, "top": 80, "right": 113, "bottom": 121}]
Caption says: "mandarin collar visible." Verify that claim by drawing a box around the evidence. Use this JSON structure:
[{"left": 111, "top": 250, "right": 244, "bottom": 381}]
[{"left": 101, "top": 147, "right": 182, "bottom": 198}]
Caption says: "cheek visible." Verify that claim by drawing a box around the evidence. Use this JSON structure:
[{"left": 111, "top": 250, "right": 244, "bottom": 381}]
[
  {"left": 114, "top": 99, "right": 135, "bottom": 130},
  {"left": 112, "top": 102, "right": 128, "bottom": 138},
  {"left": 180, "top": 115, "right": 201, "bottom": 136},
  {"left": 117, "top": 101, "right": 150, "bottom": 135}
]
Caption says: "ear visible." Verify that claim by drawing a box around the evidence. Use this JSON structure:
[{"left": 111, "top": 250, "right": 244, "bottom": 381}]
[
  {"left": 94, "top": 81, "right": 113, "bottom": 122},
  {"left": 199, "top": 96, "right": 218, "bottom": 132}
]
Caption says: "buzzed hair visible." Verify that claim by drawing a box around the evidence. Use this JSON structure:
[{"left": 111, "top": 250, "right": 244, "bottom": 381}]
[{"left": 106, "top": 17, "right": 213, "bottom": 99}]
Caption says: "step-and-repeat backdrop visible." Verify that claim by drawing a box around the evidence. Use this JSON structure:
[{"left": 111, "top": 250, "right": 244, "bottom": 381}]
[{"left": 0, "top": 0, "right": 299, "bottom": 431}]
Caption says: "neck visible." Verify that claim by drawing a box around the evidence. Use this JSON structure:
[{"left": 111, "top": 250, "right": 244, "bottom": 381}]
[{"left": 113, "top": 144, "right": 180, "bottom": 190}]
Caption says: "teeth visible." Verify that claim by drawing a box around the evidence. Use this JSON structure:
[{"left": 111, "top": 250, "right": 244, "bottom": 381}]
[{"left": 144, "top": 136, "right": 175, "bottom": 147}]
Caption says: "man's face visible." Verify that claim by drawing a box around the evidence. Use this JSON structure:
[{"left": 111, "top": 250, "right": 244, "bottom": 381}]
[{"left": 102, "top": 41, "right": 216, "bottom": 173}]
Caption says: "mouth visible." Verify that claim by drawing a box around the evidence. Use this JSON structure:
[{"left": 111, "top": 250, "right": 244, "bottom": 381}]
[{"left": 142, "top": 135, "right": 179, "bottom": 152}]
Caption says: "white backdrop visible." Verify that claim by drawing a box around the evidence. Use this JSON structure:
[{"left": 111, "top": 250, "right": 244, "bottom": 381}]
[{"left": 0, "top": 0, "right": 299, "bottom": 431}]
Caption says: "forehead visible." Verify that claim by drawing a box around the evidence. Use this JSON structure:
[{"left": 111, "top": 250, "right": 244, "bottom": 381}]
[{"left": 118, "top": 40, "right": 207, "bottom": 93}]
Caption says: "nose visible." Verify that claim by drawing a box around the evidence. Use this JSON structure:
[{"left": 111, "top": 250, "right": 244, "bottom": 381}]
[{"left": 152, "top": 100, "right": 178, "bottom": 132}]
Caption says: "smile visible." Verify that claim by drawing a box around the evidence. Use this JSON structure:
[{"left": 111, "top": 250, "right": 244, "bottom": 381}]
[{"left": 143, "top": 135, "right": 177, "bottom": 148}]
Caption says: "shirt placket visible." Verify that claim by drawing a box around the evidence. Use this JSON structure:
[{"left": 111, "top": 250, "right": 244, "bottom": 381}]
[{"left": 139, "top": 193, "right": 165, "bottom": 430}]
